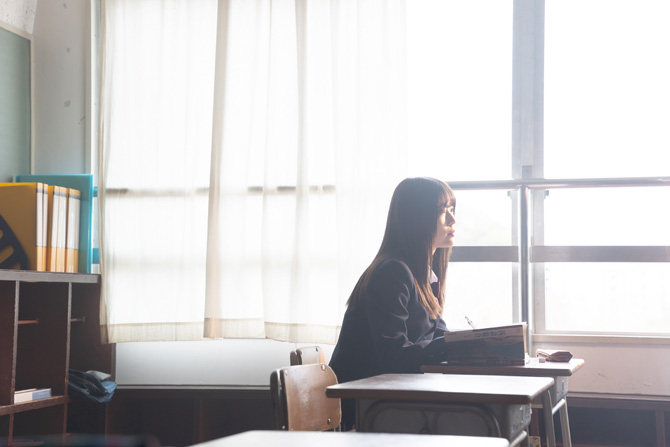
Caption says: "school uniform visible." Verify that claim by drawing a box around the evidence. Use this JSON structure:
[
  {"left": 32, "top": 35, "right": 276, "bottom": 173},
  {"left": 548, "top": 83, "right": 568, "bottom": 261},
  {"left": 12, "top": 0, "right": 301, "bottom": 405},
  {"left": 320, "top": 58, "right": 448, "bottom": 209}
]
[{"left": 329, "top": 258, "right": 450, "bottom": 428}]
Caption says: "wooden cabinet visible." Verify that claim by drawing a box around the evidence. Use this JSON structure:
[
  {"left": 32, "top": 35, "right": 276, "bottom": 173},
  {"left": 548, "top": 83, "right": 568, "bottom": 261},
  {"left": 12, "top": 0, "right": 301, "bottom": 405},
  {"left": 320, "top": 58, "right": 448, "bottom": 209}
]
[{"left": 0, "top": 269, "right": 111, "bottom": 444}]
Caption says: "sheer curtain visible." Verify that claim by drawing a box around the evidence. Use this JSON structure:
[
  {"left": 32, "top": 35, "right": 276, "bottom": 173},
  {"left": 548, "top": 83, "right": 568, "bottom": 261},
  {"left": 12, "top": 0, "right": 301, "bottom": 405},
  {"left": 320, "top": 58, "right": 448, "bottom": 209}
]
[
  {"left": 100, "top": 0, "right": 408, "bottom": 343},
  {"left": 99, "top": 0, "right": 217, "bottom": 342}
]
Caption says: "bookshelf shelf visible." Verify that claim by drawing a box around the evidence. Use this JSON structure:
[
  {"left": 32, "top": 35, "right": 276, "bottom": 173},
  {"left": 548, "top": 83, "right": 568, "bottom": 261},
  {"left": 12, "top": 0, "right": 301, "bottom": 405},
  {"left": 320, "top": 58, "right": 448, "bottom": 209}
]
[
  {"left": 0, "top": 396, "right": 69, "bottom": 416},
  {"left": 0, "top": 269, "right": 111, "bottom": 444},
  {"left": 17, "top": 319, "right": 39, "bottom": 325}
]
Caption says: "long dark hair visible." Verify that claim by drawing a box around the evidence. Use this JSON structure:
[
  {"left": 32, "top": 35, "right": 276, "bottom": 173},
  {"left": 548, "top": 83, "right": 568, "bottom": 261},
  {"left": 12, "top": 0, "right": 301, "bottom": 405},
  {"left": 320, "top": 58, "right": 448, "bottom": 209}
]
[{"left": 347, "top": 177, "right": 456, "bottom": 319}]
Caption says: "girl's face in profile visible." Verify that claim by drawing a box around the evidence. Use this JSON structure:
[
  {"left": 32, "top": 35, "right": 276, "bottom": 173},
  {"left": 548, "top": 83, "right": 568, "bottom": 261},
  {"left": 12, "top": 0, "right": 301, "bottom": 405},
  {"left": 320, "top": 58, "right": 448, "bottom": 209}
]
[{"left": 432, "top": 203, "right": 456, "bottom": 253}]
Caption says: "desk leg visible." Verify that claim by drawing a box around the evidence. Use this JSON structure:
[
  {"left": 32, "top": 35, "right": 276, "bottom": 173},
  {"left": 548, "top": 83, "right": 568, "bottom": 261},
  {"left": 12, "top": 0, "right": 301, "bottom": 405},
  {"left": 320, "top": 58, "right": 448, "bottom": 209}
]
[
  {"left": 559, "top": 399, "right": 572, "bottom": 447},
  {"left": 542, "top": 391, "right": 557, "bottom": 447}
]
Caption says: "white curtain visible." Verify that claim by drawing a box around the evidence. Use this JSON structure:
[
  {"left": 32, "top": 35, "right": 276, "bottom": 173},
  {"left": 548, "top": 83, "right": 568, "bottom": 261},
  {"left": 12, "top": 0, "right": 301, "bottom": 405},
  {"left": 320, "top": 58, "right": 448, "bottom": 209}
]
[
  {"left": 100, "top": 0, "right": 408, "bottom": 344},
  {"left": 99, "top": 0, "right": 217, "bottom": 342}
]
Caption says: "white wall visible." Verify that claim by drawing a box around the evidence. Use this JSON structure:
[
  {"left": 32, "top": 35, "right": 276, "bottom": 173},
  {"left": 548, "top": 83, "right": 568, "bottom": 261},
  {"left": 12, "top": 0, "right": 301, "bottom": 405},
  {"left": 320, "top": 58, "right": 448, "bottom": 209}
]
[
  {"left": 0, "top": 0, "right": 37, "bottom": 34},
  {"left": 23, "top": 0, "right": 670, "bottom": 396},
  {"left": 535, "top": 340, "right": 670, "bottom": 395},
  {"left": 114, "top": 340, "right": 336, "bottom": 387},
  {"left": 113, "top": 337, "right": 670, "bottom": 397},
  {"left": 32, "top": 0, "right": 87, "bottom": 174}
]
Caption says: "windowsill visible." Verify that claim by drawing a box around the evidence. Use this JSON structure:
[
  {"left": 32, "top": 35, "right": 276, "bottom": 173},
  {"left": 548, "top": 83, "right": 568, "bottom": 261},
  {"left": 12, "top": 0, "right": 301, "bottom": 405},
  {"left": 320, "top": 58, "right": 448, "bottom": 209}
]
[
  {"left": 533, "top": 333, "right": 670, "bottom": 345},
  {"left": 568, "top": 391, "right": 670, "bottom": 403},
  {"left": 116, "top": 384, "right": 269, "bottom": 390}
]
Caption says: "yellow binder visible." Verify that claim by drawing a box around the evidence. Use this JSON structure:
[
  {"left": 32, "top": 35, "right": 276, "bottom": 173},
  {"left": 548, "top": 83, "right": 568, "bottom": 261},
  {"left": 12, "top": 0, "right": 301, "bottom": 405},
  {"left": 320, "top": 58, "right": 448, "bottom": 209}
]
[
  {"left": 0, "top": 182, "right": 48, "bottom": 271},
  {"left": 47, "top": 185, "right": 68, "bottom": 272},
  {"left": 65, "top": 188, "right": 81, "bottom": 273}
]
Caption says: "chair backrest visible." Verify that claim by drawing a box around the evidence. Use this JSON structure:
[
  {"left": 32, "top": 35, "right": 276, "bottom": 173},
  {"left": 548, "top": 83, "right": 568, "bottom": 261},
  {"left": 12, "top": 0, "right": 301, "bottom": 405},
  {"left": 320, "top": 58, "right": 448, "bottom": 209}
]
[
  {"left": 289, "top": 345, "right": 326, "bottom": 366},
  {"left": 270, "top": 363, "right": 341, "bottom": 431}
]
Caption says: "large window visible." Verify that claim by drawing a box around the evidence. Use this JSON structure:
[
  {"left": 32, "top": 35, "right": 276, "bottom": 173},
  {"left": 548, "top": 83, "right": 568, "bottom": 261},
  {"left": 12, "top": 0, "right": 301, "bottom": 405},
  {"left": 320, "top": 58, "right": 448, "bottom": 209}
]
[
  {"left": 538, "top": 0, "right": 670, "bottom": 336},
  {"left": 406, "top": 0, "right": 513, "bottom": 182},
  {"left": 99, "top": 0, "right": 670, "bottom": 342},
  {"left": 406, "top": 0, "right": 515, "bottom": 330},
  {"left": 544, "top": 0, "right": 670, "bottom": 179},
  {"left": 405, "top": 0, "right": 670, "bottom": 336}
]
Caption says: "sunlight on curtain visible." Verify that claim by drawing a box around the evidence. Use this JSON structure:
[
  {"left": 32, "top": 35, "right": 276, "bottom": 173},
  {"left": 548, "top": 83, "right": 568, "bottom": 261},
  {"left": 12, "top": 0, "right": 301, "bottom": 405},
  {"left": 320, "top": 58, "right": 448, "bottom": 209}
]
[
  {"left": 204, "top": 0, "right": 408, "bottom": 343},
  {"left": 99, "top": 0, "right": 217, "bottom": 342},
  {"left": 100, "top": 0, "right": 408, "bottom": 343}
]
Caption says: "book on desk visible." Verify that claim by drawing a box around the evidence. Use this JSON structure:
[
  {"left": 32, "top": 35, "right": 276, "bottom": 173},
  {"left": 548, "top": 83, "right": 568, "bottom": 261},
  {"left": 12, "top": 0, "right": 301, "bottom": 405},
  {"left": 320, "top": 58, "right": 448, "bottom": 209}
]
[{"left": 443, "top": 322, "right": 528, "bottom": 366}]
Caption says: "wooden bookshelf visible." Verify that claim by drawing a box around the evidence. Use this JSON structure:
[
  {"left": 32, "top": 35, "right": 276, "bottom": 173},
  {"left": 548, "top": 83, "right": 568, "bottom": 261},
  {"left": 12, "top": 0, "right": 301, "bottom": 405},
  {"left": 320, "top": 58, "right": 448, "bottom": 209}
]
[{"left": 0, "top": 269, "right": 111, "bottom": 445}]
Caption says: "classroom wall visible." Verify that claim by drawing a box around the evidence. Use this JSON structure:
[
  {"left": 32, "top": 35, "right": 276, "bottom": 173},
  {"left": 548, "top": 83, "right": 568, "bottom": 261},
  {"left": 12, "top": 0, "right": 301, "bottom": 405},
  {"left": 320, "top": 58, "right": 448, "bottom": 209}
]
[
  {"left": 115, "top": 338, "right": 670, "bottom": 398},
  {"left": 32, "top": 0, "right": 88, "bottom": 174},
  {"left": 0, "top": 0, "right": 36, "bottom": 34},
  {"left": 1, "top": 0, "right": 87, "bottom": 174},
  {"left": 8, "top": 0, "right": 670, "bottom": 397},
  {"left": 0, "top": 0, "right": 35, "bottom": 182},
  {"left": 536, "top": 340, "right": 670, "bottom": 396}
]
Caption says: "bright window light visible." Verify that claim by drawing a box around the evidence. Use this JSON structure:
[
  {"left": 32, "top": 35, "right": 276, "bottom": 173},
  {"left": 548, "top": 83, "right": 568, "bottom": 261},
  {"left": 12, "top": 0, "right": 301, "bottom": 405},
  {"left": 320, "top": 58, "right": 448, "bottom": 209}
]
[{"left": 544, "top": 0, "right": 670, "bottom": 179}]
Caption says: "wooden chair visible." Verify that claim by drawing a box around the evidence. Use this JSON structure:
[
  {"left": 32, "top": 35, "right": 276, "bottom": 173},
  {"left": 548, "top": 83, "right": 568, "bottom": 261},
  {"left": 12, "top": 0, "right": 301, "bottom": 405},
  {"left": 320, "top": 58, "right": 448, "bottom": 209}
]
[
  {"left": 289, "top": 345, "right": 326, "bottom": 365},
  {"left": 270, "top": 363, "right": 342, "bottom": 431}
]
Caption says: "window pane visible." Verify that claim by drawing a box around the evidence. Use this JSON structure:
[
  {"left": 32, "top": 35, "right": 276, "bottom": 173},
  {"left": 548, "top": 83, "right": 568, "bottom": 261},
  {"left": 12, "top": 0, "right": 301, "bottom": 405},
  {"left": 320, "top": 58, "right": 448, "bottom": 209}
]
[
  {"left": 545, "top": 0, "right": 670, "bottom": 178},
  {"left": 543, "top": 186, "right": 670, "bottom": 245},
  {"left": 445, "top": 263, "right": 515, "bottom": 330},
  {"left": 544, "top": 263, "right": 670, "bottom": 334},
  {"left": 406, "top": 0, "right": 513, "bottom": 181},
  {"left": 451, "top": 189, "right": 514, "bottom": 246},
  {"left": 105, "top": 195, "right": 208, "bottom": 324}
]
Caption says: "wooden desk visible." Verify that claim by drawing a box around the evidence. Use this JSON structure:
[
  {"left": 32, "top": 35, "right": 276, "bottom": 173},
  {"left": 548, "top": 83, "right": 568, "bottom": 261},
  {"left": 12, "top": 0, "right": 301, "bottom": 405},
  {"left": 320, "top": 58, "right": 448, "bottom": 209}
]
[
  {"left": 190, "top": 430, "right": 511, "bottom": 447},
  {"left": 326, "top": 373, "right": 554, "bottom": 447},
  {"left": 422, "top": 358, "right": 585, "bottom": 447}
]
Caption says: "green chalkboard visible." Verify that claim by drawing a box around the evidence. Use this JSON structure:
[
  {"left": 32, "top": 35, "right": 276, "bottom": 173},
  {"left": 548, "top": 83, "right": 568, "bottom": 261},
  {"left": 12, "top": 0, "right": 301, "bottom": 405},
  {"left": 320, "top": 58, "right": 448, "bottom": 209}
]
[{"left": 0, "top": 23, "right": 31, "bottom": 183}]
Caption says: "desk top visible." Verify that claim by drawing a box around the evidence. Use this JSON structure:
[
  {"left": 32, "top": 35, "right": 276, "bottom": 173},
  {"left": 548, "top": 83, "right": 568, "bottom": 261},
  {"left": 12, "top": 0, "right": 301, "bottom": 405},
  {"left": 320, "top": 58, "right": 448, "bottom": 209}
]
[
  {"left": 191, "top": 430, "right": 510, "bottom": 447},
  {"left": 421, "top": 358, "right": 585, "bottom": 377},
  {"left": 326, "top": 373, "right": 554, "bottom": 405}
]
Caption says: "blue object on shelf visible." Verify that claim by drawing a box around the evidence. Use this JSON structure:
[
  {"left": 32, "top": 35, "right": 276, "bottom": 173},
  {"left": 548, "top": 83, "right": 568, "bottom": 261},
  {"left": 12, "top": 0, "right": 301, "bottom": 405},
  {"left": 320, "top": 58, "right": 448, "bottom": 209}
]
[
  {"left": 68, "top": 369, "right": 117, "bottom": 404},
  {"left": 15, "top": 174, "right": 96, "bottom": 274}
]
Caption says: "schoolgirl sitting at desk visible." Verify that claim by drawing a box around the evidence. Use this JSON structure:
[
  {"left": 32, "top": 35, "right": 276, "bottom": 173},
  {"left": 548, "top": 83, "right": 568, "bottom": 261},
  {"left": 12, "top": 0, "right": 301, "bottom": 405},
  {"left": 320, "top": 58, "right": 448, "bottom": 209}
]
[{"left": 329, "top": 177, "right": 461, "bottom": 428}]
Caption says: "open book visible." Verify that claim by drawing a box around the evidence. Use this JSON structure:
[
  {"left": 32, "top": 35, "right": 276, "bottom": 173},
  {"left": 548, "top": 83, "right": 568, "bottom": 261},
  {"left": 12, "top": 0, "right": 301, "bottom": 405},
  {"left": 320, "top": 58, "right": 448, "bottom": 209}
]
[{"left": 442, "top": 323, "right": 528, "bottom": 366}]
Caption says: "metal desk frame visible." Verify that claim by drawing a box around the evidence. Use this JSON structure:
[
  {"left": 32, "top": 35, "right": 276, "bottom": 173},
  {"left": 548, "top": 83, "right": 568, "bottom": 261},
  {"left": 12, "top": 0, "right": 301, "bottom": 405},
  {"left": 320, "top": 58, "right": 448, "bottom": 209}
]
[
  {"left": 326, "top": 373, "right": 555, "bottom": 447},
  {"left": 422, "top": 358, "right": 585, "bottom": 447}
]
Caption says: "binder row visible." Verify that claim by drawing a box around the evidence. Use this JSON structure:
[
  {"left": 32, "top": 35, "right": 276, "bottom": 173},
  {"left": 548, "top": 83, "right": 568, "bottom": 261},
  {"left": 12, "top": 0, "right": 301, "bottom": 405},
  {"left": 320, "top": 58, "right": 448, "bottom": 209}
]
[{"left": 0, "top": 182, "right": 81, "bottom": 272}]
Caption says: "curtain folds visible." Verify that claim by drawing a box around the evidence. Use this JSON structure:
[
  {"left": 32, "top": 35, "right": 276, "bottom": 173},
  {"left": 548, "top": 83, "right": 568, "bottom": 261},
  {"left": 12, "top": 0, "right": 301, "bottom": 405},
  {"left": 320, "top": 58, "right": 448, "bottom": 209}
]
[
  {"left": 99, "top": 0, "right": 218, "bottom": 342},
  {"left": 100, "top": 0, "right": 408, "bottom": 344}
]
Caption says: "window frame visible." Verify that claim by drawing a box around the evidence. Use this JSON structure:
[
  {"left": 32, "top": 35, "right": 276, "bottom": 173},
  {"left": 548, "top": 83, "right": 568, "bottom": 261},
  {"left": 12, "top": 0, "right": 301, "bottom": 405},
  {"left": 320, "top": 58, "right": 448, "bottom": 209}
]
[
  {"left": 91, "top": 0, "right": 670, "bottom": 345},
  {"left": 458, "top": 0, "right": 670, "bottom": 348},
  {"left": 449, "top": 178, "right": 670, "bottom": 346}
]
